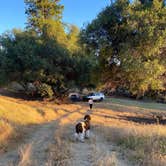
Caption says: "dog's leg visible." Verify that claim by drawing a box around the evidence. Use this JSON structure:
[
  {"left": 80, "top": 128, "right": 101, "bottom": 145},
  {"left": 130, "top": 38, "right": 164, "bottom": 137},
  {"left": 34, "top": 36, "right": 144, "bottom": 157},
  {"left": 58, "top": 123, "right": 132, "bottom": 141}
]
[
  {"left": 79, "top": 131, "right": 85, "bottom": 142},
  {"left": 74, "top": 133, "right": 79, "bottom": 141},
  {"left": 85, "top": 130, "right": 90, "bottom": 138}
]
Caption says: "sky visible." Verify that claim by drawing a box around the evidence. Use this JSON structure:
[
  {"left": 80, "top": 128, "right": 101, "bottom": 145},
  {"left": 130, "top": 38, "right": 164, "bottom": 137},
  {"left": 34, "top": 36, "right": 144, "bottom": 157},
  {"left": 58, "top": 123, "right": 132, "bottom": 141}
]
[{"left": 0, "top": 0, "right": 110, "bottom": 34}]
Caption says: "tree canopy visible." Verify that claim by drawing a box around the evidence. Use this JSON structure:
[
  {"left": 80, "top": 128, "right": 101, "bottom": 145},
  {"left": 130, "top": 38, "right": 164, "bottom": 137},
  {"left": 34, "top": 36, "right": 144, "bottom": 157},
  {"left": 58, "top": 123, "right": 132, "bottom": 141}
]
[
  {"left": 81, "top": 0, "right": 166, "bottom": 97},
  {"left": 0, "top": 0, "right": 95, "bottom": 98}
]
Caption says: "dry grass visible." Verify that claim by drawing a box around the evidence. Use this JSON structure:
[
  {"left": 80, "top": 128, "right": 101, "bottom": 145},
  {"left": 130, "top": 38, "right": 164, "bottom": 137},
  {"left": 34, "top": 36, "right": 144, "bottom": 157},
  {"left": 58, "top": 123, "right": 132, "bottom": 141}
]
[
  {"left": 92, "top": 144, "right": 117, "bottom": 166},
  {"left": 91, "top": 104, "right": 166, "bottom": 166},
  {"left": 0, "top": 95, "right": 80, "bottom": 152},
  {"left": 0, "top": 120, "right": 14, "bottom": 151},
  {"left": 108, "top": 126, "right": 166, "bottom": 166},
  {"left": 46, "top": 128, "right": 71, "bottom": 166},
  {"left": 17, "top": 144, "right": 32, "bottom": 166},
  {"left": 0, "top": 94, "right": 165, "bottom": 165}
]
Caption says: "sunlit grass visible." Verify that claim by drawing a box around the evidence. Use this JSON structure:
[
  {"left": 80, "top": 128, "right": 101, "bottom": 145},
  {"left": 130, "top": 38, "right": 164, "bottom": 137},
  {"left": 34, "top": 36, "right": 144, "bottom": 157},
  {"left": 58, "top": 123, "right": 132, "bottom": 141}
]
[
  {"left": 0, "top": 120, "right": 14, "bottom": 150},
  {"left": 0, "top": 94, "right": 165, "bottom": 165},
  {"left": 0, "top": 96, "right": 80, "bottom": 151}
]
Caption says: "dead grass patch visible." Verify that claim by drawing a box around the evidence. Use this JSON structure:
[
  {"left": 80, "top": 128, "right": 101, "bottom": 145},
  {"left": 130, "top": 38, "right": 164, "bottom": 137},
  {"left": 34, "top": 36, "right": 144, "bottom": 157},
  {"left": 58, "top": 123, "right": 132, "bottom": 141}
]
[
  {"left": 17, "top": 144, "right": 32, "bottom": 166},
  {"left": 95, "top": 123, "right": 166, "bottom": 166},
  {"left": 46, "top": 128, "right": 71, "bottom": 166},
  {"left": 89, "top": 103, "right": 166, "bottom": 166},
  {"left": 0, "top": 120, "right": 14, "bottom": 151},
  {"left": 92, "top": 144, "right": 117, "bottom": 166}
]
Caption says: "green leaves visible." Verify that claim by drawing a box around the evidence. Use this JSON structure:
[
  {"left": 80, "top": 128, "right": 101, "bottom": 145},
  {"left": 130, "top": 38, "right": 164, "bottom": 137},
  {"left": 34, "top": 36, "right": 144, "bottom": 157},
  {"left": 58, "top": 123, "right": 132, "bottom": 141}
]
[
  {"left": 0, "top": 28, "right": 94, "bottom": 97},
  {"left": 81, "top": 0, "right": 166, "bottom": 97},
  {"left": 25, "top": 0, "right": 64, "bottom": 40}
]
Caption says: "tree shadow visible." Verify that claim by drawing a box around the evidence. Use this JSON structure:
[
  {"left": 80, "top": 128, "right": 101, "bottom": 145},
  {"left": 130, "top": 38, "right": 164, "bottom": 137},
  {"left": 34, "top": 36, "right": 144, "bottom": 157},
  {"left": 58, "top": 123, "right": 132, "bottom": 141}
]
[
  {"left": 0, "top": 88, "right": 42, "bottom": 101},
  {"left": 118, "top": 115, "right": 166, "bottom": 125}
]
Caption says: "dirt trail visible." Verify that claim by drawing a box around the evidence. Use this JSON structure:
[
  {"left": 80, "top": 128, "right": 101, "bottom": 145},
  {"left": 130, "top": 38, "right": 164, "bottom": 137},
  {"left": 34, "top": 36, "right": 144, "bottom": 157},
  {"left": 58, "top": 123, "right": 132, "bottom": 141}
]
[
  {"left": 54, "top": 108, "right": 131, "bottom": 166},
  {"left": 0, "top": 105, "right": 131, "bottom": 166}
]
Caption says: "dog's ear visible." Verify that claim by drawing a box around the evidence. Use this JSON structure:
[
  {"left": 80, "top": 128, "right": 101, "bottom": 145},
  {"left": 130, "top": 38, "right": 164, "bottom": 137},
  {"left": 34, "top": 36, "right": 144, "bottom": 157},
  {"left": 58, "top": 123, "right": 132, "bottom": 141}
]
[{"left": 84, "top": 115, "right": 91, "bottom": 121}]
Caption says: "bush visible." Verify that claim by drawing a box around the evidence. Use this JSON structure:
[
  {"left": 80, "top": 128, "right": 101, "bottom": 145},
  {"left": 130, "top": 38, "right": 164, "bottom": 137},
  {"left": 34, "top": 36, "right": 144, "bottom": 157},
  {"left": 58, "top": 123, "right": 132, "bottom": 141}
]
[
  {"left": 156, "top": 93, "right": 166, "bottom": 104},
  {"left": 37, "top": 83, "right": 54, "bottom": 98}
]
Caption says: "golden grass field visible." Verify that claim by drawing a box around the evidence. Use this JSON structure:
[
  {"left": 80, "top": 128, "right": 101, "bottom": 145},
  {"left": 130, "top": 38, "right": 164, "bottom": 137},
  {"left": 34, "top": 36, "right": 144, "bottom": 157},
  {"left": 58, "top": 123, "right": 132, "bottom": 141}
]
[{"left": 0, "top": 94, "right": 165, "bottom": 166}]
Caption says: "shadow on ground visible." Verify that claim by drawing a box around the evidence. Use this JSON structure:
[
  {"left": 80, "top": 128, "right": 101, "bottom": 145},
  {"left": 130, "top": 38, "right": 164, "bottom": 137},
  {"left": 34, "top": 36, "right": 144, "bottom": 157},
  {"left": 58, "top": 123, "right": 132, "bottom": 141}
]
[{"left": 118, "top": 115, "right": 166, "bottom": 125}]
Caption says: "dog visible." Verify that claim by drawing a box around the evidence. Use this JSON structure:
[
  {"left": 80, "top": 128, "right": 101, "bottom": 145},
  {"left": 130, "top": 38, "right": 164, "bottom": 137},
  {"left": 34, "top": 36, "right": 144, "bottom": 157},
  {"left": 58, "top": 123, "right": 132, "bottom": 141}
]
[{"left": 74, "top": 114, "right": 91, "bottom": 142}]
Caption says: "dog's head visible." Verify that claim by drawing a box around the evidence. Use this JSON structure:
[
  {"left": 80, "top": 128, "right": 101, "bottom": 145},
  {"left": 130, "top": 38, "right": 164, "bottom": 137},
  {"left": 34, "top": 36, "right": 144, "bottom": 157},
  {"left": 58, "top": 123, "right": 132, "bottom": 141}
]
[{"left": 84, "top": 114, "right": 91, "bottom": 121}]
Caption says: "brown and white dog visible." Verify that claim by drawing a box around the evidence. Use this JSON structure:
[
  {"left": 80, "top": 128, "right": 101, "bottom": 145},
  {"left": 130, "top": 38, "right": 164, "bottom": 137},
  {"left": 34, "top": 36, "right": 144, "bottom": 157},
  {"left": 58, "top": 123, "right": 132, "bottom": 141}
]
[{"left": 74, "top": 114, "right": 91, "bottom": 142}]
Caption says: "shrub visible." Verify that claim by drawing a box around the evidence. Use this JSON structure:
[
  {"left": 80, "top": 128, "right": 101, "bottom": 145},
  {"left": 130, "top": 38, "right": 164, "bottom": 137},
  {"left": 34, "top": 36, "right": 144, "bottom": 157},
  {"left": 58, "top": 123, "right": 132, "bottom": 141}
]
[{"left": 37, "top": 83, "right": 54, "bottom": 98}]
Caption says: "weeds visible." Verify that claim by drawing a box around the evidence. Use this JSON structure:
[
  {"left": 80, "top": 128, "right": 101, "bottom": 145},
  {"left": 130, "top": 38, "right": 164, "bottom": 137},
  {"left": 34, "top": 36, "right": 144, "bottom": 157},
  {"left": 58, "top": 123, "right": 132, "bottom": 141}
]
[
  {"left": 17, "top": 144, "right": 32, "bottom": 166},
  {"left": 99, "top": 125, "right": 166, "bottom": 166},
  {"left": 46, "top": 128, "right": 71, "bottom": 166},
  {"left": 0, "top": 120, "right": 13, "bottom": 151}
]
